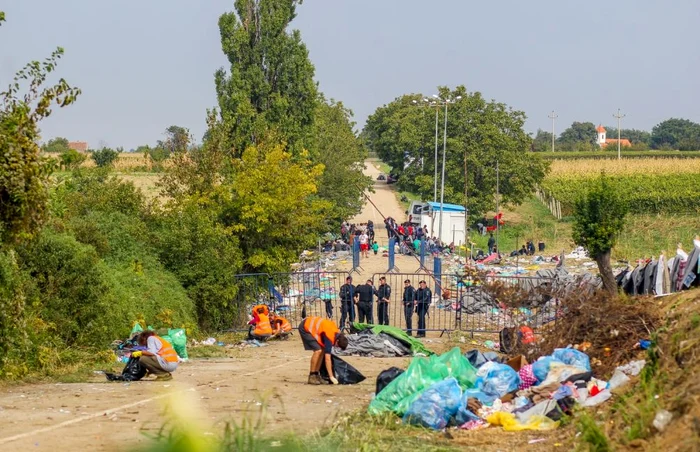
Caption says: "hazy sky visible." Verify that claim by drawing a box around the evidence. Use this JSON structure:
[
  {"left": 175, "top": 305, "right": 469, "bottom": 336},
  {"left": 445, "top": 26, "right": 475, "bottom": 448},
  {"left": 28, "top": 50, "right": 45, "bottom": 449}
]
[{"left": 1, "top": 0, "right": 698, "bottom": 149}]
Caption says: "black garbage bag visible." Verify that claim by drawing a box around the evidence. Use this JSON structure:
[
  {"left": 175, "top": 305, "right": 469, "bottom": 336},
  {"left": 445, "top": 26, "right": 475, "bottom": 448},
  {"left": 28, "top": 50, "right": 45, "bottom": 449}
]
[
  {"left": 375, "top": 367, "right": 404, "bottom": 395},
  {"left": 464, "top": 350, "right": 503, "bottom": 368},
  {"left": 319, "top": 354, "right": 366, "bottom": 385},
  {"left": 105, "top": 356, "right": 147, "bottom": 382}
]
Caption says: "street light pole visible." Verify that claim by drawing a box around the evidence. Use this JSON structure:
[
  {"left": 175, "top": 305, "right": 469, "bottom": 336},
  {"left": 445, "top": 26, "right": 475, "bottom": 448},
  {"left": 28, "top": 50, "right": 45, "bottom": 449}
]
[
  {"left": 613, "top": 108, "right": 626, "bottom": 160},
  {"left": 434, "top": 94, "right": 461, "bottom": 244},
  {"left": 433, "top": 107, "right": 439, "bottom": 202},
  {"left": 548, "top": 110, "right": 558, "bottom": 152}
]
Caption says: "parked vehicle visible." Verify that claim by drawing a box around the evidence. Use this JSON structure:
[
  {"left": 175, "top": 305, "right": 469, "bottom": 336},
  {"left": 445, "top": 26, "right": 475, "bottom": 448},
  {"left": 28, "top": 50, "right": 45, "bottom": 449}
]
[{"left": 387, "top": 174, "right": 399, "bottom": 184}]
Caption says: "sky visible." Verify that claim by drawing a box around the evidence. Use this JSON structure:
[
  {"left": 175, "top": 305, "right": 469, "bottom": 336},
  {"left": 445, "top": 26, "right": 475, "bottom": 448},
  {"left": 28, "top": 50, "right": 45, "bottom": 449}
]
[{"left": 1, "top": 0, "right": 698, "bottom": 150}]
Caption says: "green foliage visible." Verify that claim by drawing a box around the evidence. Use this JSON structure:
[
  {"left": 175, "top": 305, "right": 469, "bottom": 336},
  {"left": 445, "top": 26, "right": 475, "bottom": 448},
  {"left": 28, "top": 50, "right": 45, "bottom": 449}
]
[
  {"left": 363, "top": 86, "right": 549, "bottom": 216},
  {"left": 310, "top": 97, "right": 372, "bottom": 223},
  {"left": 91, "top": 147, "right": 120, "bottom": 167},
  {"left": 152, "top": 199, "right": 243, "bottom": 331},
  {"left": 651, "top": 118, "right": 700, "bottom": 150},
  {"left": 532, "top": 129, "right": 554, "bottom": 152},
  {"left": 0, "top": 47, "right": 80, "bottom": 243},
  {"left": 158, "top": 125, "right": 190, "bottom": 154},
  {"left": 572, "top": 175, "right": 628, "bottom": 258},
  {"left": 17, "top": 229, "right": 108, "bottom": 346},
  {"left": 557, "top": 121, "right": 598, "bottom": 147},
  {"left": 59, "top": 148, "right": 86, "bottom": 169},
  {"left": 577, "top": 413, "right": 611, "bottom": 452},
  {"left": 0, "top": 249, "right": 31, "bottom": 377},
  {"left": 215, "top": 0, "right": 318, "bottom": 156},
  {"left": 539, "top": 150, "right": 700, "bottom": 160},
  {"left": 42, "top": 136, "right": 70, "bottom": 153},
  {"left": 604, "top": 127, "right": 652, "bottom": 147},
  {"left": 542, "top": 174, "right": 700, "bottom": 215}
]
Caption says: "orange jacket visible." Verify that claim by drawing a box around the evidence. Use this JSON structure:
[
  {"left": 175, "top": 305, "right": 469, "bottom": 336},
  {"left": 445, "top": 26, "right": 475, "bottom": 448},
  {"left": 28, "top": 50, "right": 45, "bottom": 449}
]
[
  {"left": 254, "top": 313, "right": 273, "bottom": 336},
  {"left": 272, "top": 315, "right": 292, "bottom": 334},
  {"left": 252, "top": 304, "right": 269, "bottom": 317},
  {"left": 156, "top": 336, "right": 179, "bottom": 363},
  {"left": 303, "top": 316, "right": 339, "bottom": 347}
]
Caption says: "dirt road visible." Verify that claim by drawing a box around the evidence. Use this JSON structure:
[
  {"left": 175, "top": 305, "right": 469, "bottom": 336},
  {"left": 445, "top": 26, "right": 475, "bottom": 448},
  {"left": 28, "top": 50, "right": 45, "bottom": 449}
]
[{"left": 0, "top": 337, "right": 423, "bottom": 451}]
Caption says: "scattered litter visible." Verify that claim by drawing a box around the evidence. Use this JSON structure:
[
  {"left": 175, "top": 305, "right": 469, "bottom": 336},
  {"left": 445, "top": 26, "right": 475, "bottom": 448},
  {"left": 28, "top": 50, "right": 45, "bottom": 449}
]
[
  {"left": 652, "top": 410, "right": 672, "bottom": 432},
  {"left": 528, "top": 438, "right": 546, "bottom": 444}
]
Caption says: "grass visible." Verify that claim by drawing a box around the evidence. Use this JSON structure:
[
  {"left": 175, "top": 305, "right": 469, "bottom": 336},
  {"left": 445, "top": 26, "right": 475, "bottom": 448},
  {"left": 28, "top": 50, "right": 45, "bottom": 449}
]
[{"left": 577, "top": 413, "right": 612, "bottom": 452}]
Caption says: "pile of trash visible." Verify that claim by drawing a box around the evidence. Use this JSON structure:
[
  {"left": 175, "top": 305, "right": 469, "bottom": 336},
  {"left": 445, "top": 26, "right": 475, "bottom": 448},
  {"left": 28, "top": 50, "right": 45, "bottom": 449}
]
[
  {"left": 369, "top": 346, "right": 645, "bottom": 432},
  {"left": 111, "top": 322, "right": 189, "bottom": 364},
  {"left": 336, "top": 323, "right": 433, "bottom": 358}
]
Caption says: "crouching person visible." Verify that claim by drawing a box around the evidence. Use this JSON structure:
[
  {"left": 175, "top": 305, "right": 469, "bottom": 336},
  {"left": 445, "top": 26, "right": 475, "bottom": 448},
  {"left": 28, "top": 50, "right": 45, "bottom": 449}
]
[
  {"left": 298, "top": 316, "right": 349, "bottom": 385},
  {"left": 248, "top": 305, "right": 272, "bottom": 341},
  {"left": 270, "top": 313, "right": 292, "bottom": 339},
  {"left": 133, "top": 331, "right": 178, "bottom": 381}
]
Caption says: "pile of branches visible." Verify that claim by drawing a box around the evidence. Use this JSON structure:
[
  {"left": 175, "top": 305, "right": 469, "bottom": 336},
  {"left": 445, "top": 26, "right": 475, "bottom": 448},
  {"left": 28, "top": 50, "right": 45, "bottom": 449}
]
[{"left": 533, "top": 290, "right": 661, "bottom": 377}]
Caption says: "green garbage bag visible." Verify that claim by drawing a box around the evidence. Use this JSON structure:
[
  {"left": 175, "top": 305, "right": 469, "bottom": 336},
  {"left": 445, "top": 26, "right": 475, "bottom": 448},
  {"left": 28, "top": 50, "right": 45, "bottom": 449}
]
[
  {"left": 368, "top": 347, "right": 477, "bottom": 416},
  {"left": 130, "top": 322, "right": 144, "bottom": 337},
  {"left": 352, "top": 323, "right": 433, "bottom": 356},
  {"left": 160, "top": 334, "right": 173, "bottom": 349},
  {"left": 168, "top": 328, "right": 188, "bottom": 359}
]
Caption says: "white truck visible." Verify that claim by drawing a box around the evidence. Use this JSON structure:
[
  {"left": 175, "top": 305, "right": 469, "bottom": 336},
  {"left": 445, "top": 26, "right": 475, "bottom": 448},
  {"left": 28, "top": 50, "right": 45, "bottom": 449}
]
[{"left": 407, "top": 201, "right": 467, "bottom": 245}]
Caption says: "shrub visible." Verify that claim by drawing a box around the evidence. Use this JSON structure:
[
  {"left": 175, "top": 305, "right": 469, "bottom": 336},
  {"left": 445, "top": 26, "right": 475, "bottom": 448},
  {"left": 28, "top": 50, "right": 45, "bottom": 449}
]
[{"left": 91, "top": 147, "right": 119, "bottom": 167}]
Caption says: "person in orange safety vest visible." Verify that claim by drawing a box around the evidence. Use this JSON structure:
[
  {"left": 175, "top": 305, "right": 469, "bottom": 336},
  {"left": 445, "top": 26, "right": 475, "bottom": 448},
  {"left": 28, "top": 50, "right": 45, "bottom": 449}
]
[
  {"left": 270, "top": 314, "right": 292, "bottom": 339},
  {"left": 248, "top": 305, "right": 272, "bottom": 341},
  {"left": 133, "top": 331, "right": 178, "bottom": 381},
  {"left": 298, "top": 316, "right": 348, "bottom": 385}
]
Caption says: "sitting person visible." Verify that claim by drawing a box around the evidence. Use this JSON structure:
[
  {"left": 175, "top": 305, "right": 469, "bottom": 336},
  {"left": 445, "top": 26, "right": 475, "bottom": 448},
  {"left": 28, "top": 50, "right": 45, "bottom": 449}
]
[
  {"left": 248, "top": 305, "right": 272, "bottom": 341},
  {"left": 270, "top": 314, "right": 293, "bottom": 339},
  {"left": 132, "top": 331, "right": 178, "bottom": 381}
]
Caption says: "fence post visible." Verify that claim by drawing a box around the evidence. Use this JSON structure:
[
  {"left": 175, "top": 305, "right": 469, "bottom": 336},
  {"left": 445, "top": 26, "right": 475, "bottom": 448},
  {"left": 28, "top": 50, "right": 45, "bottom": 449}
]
[
  {"left": 420, "top": 238, "right": 426, "bottom": 269},
  {"left": 351, "top": 239, "right": 362, "bottom": 274},
  {"left": 387, "top": 238, "right": 398, "bottom": 272},
  {"left": 433, "top": 257, "right": 442, "bottom": 295}
]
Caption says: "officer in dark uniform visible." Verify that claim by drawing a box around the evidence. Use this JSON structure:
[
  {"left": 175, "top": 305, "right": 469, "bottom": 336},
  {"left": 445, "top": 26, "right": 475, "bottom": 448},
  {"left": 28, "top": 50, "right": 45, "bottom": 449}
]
[
  {"left": 414, "top": 280, "right": 432, "bottom": 337},
  {"left": 376, "top": 276, "right": 391, "bottom": 325},
  {"left": 355, "top": 279, "right": 375, "bottom": 324},
  {"left": 402, "top": 279, "right": 416, "bottom": 336},
  {"left": 339, "top": 276, "right": 357, "bottom": 329}
]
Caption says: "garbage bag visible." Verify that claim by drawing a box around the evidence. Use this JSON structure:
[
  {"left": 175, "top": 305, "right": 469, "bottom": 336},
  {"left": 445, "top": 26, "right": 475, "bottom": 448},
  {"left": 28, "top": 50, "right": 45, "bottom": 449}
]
[
  {"left": 464, "top": 350, "right": 502, "bottom": 368},
  {"left": 463, "top": 388, "right": 497, "bottom": 405},
  {"left": 369, "top": 347, "right": 477, "bottom": 416},
  {"left": 320, "top": 354, "right": 366, "bottom": 385},
  {"left": 477, "top": 362, "right": 521, "bottom": 398},
  {"left": 376, "top": 367, "right": 404, "bottom": 395},
  {"left": 532, "top": 356, "right": 559, "bottom": 383},
  {"left": 454, "top": 391, "right": 486, "bottom": 426},
  {"left": 168, "top": 328, "right": 188, "bottom": 359},
  {"left": 486, "top": 412, "right": 559, "bottom": 431},
  {"left": 130, "top": 322, "right": 143, "bottom": 337},
  {"left": 552, "top": 348, "right": 591, "bottom": 372},
  {"left": 403, "top": 378, "right": 462, "bottom": 430},
  {"left": 105, "top": 356, "right": 146, "bottom": 382}
]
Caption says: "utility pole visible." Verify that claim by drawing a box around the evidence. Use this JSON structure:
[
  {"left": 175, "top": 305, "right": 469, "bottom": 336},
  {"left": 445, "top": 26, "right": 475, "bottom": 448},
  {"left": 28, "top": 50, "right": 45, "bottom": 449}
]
[
  {"left": 548, "top": 110, "right": 558, "bottom": 152},
  {"left": 613, "top": 108, "right": 626, "bottom": 160},
  {"left": 495, "top": 161, "right": 500, "bottom": 254},
  {"left": 433, "top": 107, "right": 439, "bottom": 202}
]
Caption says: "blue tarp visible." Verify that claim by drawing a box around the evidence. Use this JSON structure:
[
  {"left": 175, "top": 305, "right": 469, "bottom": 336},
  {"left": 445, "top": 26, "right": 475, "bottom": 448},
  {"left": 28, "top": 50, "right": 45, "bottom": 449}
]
[{"left": 426, "top": 201, "right": 466, "bottom": 213}]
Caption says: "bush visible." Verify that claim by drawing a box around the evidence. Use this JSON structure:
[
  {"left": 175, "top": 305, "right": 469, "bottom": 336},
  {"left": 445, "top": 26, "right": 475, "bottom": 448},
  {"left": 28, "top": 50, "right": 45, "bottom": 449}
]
[
  {"left": 91, "top": 147, "right": 119, "bottom": 167},
  {"left": 59, "top": 149, "right": 86, "bottom": 169},
  {"left": 0, "top": 249, "right": 32, "bottom": 377}
]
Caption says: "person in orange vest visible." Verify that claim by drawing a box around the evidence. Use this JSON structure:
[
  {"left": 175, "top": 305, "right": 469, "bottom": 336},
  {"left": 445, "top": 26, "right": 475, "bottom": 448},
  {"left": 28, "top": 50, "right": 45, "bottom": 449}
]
[
  {"left": 270, "top": 313, "right": 292, "bottom": 339},
  {"left": 248, "top": 305, "right": 272, "bottom": 341},
  {"left": 132, "top": 331, "right": 178, "bottom": 381},
  {"left": 299, "top": 316, "right": 349, "bottom": 385}
]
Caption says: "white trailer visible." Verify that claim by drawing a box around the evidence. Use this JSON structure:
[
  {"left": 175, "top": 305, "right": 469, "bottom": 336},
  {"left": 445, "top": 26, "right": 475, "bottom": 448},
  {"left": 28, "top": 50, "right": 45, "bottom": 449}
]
[{"left": 407, "top": 201, "right": 467, "bottom": 245}]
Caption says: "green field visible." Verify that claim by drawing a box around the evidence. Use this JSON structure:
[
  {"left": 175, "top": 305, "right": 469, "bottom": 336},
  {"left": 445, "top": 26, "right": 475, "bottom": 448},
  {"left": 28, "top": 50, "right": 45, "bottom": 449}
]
[{"left": 538, "top": 150, "right": 700, "bottom": 160}]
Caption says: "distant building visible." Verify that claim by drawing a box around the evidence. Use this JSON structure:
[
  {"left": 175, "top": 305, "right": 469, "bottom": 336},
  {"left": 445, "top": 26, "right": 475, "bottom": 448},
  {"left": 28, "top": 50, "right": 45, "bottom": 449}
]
[
  {"left": 596, "top": 125, "right": 631, "bottom": 148},
  {"left": 69, "top": 141, "right": 89, "bottom": 152}
]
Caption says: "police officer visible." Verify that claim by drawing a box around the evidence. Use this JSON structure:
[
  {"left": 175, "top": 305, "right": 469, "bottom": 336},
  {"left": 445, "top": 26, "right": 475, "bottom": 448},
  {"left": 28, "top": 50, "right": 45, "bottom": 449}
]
[
  {"left": 355, "top": 279, "right": 375, "bottom": 324},
  {"left": 339, "top": 276, "right": 357, "bottom": 329},
  {"left": 414, "top": 280, "right": 432, "bottom": 337},
  {"left": 376, "top": 276, "right": 391, "bottom": 325},
  {"left": 402, "top": 279, "right": 416, "bottom": 336}
]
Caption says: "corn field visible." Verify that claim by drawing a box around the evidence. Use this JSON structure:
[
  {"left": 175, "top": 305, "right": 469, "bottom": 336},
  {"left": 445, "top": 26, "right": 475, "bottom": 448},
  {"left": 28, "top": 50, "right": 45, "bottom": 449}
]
[{"left": 541, "top": 158, "right": 700, "bottom": 216}]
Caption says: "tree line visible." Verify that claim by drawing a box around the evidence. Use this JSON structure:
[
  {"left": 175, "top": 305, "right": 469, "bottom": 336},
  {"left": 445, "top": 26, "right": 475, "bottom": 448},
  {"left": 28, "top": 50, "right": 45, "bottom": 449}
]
[{"left": 532, "top": 118, "right": 700, "bottom": 152}]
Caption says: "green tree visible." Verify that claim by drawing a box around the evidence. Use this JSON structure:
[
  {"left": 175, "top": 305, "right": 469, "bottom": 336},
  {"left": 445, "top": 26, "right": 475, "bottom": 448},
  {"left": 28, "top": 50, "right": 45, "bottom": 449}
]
[
  {"left": 651, "top": 118, "right": 700, "bottom": 150},
  {"left": 157, "top": 125, "right": 190, "bottom": 155},
  {"left": 215, "top": 0, "right": 318, "bottom": 156},
  {"left": 363, "top": 86, "right": 549, "bottom": 217},
  {"left": 91, "top": 147, "right": 119, "bottom": 167},
  {"left": 532, "top": 129, "right": 554, "bottom": 152},
  {"left": 59, "top": 148, "right": 86, "bottom": 170},
  {"left": 309, "top": 97, "right": 373, "bottom": 223},
  {"left": 557, "top": 122, "right": 597, "bottom": 148},
  {"left": 0, "top": 47, "right": 81, "bottom": 243},
  {"left": 572, "top": 174, "right": 628, "bottom": 294},
  {"left": 42, "top": 137, "right": 70, "bottom": 154}
]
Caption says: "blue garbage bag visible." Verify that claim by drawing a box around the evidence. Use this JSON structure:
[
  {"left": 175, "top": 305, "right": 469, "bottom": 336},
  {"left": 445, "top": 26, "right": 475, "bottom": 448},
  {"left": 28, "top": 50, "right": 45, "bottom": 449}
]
[
  {"left": 552, "top": 348, "right": 591, "bottom": 372},
  {"left": 463, "top": 388, "right": 497, "bottom": 405},
  {"left": 478, "top": 362, "right": 521, "bottom": 398},
  {"left": 453, "top": 391, "right": 488, "bottom": 426},
  {"left": 532, "top": 356, "right": 559, "bottom": 383},
  {"left": 403, "top": 378, "right": 462, "bottom": 430}
]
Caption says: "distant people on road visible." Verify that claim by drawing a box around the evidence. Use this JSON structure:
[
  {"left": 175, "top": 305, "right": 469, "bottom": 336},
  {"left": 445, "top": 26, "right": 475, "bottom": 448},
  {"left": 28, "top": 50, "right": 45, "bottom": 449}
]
[
  {"left": 359, "top": 231, "right": 369, "bottom": 258},
  {"left": 487, "top": 233, "right": 496, "bottom": 254}
]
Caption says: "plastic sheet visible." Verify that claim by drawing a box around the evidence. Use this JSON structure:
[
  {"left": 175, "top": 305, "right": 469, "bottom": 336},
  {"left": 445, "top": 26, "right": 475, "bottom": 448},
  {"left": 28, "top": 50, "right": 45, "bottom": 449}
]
[
  {"left": 477, "top": 362, "right": 521, "bottom": 398},
  {"left": 487, "top": 412, "right": 560, "bottom": 431},
  {"left": 368, "top": 347, "right": 477, "bottom": 416},
  {"left": 532, "top": 356, "right": 558, "bottom": 383},
  {"left": 403, "top": 378, "right": 462, "bottom": 430},
  {"left": 552, "top": 348, "right": 591, "bottom": 372}
]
